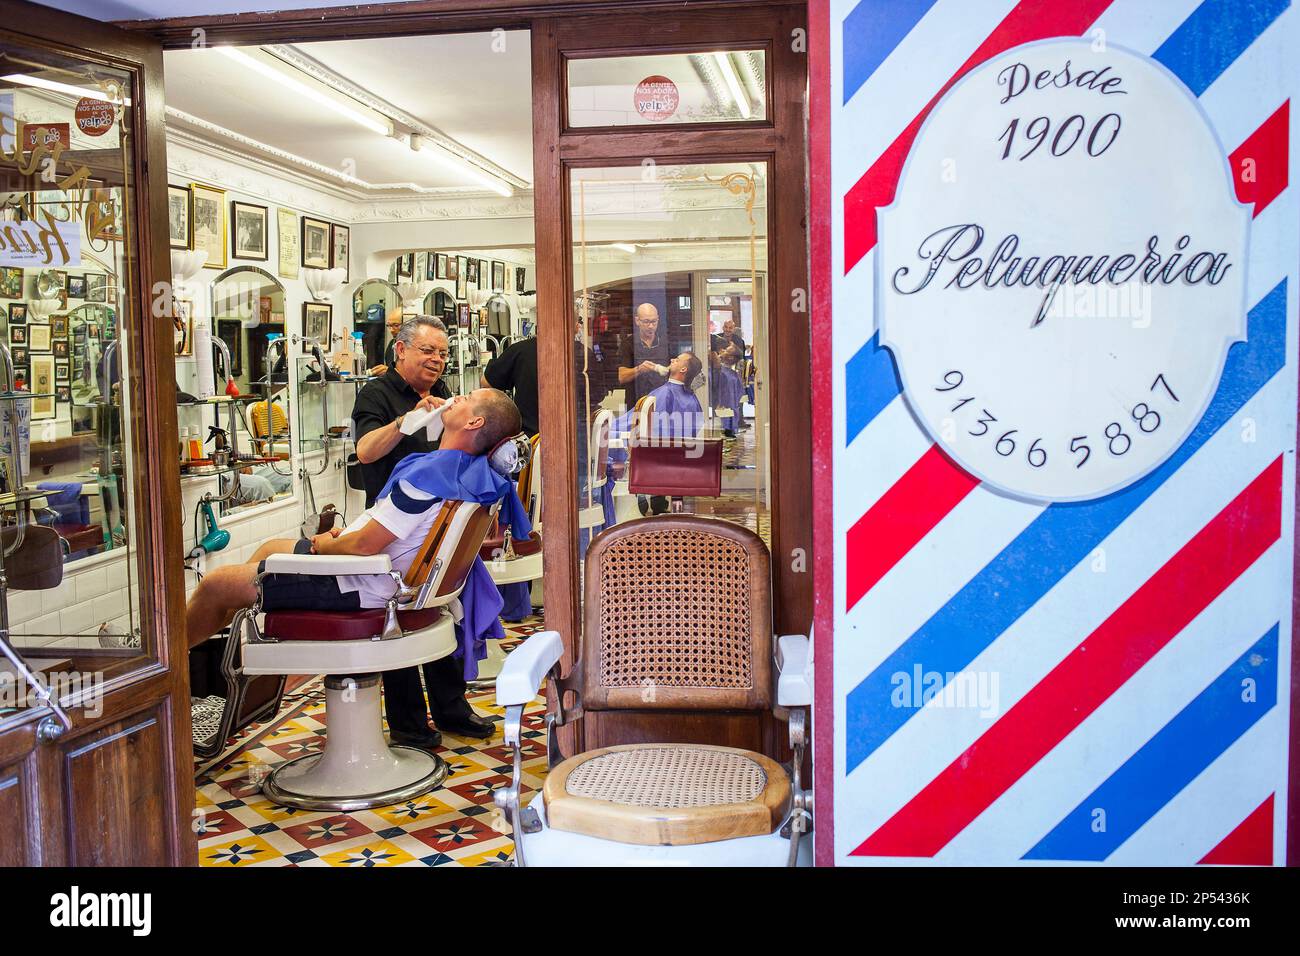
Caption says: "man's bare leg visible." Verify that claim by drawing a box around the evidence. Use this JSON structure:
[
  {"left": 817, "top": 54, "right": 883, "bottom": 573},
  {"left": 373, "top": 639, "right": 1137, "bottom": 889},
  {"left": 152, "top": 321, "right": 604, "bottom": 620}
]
[
  {"left": 186, "top": 563, "right": 260, "bottom": 648},
  {"left": 250, "top": 537, "right": 300, "bottom": 563}
]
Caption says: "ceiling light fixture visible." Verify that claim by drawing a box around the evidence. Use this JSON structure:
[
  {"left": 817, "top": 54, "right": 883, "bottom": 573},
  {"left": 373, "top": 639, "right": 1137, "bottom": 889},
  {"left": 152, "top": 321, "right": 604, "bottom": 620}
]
[
  {"left": 406, "top": 134, "right": 513, "bottom": 198},
  {"left": 215, "top": 46, "right": 393, "bottom": 136},
  {"left": 611, "top": 243, "right": 639, "bottom": 254},
  {"left": 2, "top": 73, "right": 130, "bottom": 105},
  {"left": 712, "top": 52, "right": 751, "bottom": 120}
]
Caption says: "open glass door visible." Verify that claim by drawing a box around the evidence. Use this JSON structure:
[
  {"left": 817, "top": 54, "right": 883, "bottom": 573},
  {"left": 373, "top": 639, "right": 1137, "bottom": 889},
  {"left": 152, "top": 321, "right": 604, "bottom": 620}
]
[{"left": 0, "top": 1, "right": 193, "bottom": 866}]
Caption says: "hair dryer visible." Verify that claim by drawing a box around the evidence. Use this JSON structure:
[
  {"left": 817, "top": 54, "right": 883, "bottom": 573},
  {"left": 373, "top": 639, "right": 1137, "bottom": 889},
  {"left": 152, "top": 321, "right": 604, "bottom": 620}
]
[{"left": 198, "top": 499, "right": 230, "bottom": 553}]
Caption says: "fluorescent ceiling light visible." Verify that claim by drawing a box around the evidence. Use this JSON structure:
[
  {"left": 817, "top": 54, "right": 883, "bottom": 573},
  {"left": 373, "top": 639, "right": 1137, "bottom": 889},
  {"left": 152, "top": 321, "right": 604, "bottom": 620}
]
[
  {"left": 406, "top": 136, "right": 513, "bottom": 197},
  {"left": 610, "top": 243, "right": 639, "bottom": 254},
  {"left": 2, "top": 73, "right": 131, "bottom": 105},
  {"left": 216, "top": 46, "right": 392, "bottom": 136},
  {"left": 712, "top": 52, "right": 751, "bottom": 120}
]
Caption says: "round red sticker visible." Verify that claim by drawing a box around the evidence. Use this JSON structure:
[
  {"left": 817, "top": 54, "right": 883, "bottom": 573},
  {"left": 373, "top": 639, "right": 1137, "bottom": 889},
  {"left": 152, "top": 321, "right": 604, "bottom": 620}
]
[
  {"left": 633, "top": 75, "right": 679, "bottom": 122},
  {"left": 75, "top": 98, "right": 115, "bottom": 137}
]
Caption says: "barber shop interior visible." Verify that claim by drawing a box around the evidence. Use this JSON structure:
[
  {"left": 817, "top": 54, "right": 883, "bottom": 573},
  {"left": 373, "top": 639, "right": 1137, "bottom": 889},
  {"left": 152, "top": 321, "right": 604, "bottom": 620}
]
[{"left": 0, "top": 0, "right": 813, "bottom": 868}]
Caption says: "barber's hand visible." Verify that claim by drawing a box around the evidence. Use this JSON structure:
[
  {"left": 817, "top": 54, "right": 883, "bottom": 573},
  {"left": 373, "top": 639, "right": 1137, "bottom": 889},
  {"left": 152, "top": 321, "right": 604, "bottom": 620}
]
[
  {"left": 638, "top": 360, "right": 658, "bottom": 374},
  {"left": 369, "top": 364, "right": 388, "bottom": 376},
  {"left": 413, "top": 395, "right": 446, "bottom": 412}
]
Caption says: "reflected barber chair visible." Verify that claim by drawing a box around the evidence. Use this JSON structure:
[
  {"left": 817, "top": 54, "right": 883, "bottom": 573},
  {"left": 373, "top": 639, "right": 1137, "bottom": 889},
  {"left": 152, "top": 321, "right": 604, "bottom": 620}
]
[
  {"left": 579, "top": 409, "right": 614, "bottom": 531},
  {"left": 223, "top": 498, "right": 498, "bottom": 810},
  {"left": 493, "top": 517, "right": 812, "bottom": 866},
  {"left": 626, "top": 396, "right": 723, "bottom": 514}
]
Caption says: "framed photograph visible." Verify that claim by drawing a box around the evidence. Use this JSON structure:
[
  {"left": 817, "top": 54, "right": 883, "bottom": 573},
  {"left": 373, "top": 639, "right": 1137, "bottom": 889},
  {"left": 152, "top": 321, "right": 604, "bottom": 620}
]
[
  {"left": 396, "top": 252, "right": 414, "bottom": 278},
  {"left": 11, "top": 346, "right": 27, "bottom": 365},
  {"left": 12, "top": 366, "right": 27, "bottom": 387},
  {"left": 51, "top": 315, "right": 67, "bottom": 336},
  {"left": 302, "top": 302, "right": 331, "bottom": 344},
  {"left": 8, "top": 303, "right": 26, "bottom": 324},
  {"left": 174, "top": 299, "right": 193, "bottom": 356},
  {"left": 457, "top": 303, "right": 470, "bottom": 327},
  {"left": 0, "top": 267, "right": 22, "bottom": 298},
  {"left": 8, "top": 325, "right": 25, "bottom": 345},
  {"left": 492, "top": 260, "right": 506, "bottom": 291},
  {"left": 330, "top": 224, "right": 350, "bottom": 282},
  {"left": 85, "top": 273, "right": 106, "bottom": 303},
  {"left": 478, "top": 259, "right": 489, "bottom": 286},
  {"left": 190, "top": 182, "right": 226, "bottom": 269},
  {"left": 466, "top": 258, "right": 479, "bottom": 285},
  {"left": 55, "top": 360, "right": 69, "bottom": 384},
  {"left": 86, "top": 323, "right": 99, "bottom": 339},
  {"left": 30, "top": 355, "right": 55, "bottom": 418},
  {"left": 215, "top": 319, "right": 243, "bottom": 377},
  {"left": 515, "top": 267, "right": 526, "bottom": 293},
  {"left": 52, "top": 339, "right": 69, "bottom": 358},
  {"left": 277, "top": 208, "right": 299, "bottom": 280},
  {"left": 106, "top": 281, "right": 117, "bottom": 305},
  {"left": 435, "top": 253, "right": 448, "bottom": 280},
  {"left": 168, "top": 184, "right": 191, "bottom": 250},
  {"left": 56, "top": 386, "right": 71, "bottom": 404},
  {"left": 231, "top": 201, "right": 268, "bottom": 260},
  {"left": 455, "top": 260, "right": 467, "bottom": 301},
  {"left": 446, "top": 255, "right": 458, "bottom": 281},
  {"left": 301, "top": 216, "right": 330, "bottom": 269},
  {"left": 67, "top": 275, "right": 86, "bottom": 299}
]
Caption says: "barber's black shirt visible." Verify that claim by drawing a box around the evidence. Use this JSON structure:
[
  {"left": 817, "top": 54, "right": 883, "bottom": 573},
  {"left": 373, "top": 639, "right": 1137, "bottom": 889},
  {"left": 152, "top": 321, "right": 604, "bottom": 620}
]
[
  {"left": 484, "top": 337, "right": 610, "bottom": 437},
  {"left": 617, "top": 332, "right": 672, "bottom": 403},
  {"left": 352, "top": 367, "right": 452, "bottom": 506}
]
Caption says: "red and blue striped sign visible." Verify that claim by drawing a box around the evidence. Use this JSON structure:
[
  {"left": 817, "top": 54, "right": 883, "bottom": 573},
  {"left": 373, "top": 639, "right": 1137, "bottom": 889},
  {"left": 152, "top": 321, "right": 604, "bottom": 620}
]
[{"left": 811, "top": 0, "right": 1296, "bottom": 866}]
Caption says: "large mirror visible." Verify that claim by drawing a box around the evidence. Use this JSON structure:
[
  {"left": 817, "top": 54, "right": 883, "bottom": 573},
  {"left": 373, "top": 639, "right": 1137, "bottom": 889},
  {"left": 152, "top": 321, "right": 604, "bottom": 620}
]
[
  {"left": 351, "top": 278, "right": 401, "bottom": 373},
  {"left": 191, "top": 266, "right": 294, "bottom": 515}
]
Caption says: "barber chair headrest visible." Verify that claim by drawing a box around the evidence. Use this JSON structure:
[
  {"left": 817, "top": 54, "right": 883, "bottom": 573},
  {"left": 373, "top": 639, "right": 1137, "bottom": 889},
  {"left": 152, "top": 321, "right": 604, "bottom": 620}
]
[{"left": 488, "top": 431, "right": 531, "bottom": 479}]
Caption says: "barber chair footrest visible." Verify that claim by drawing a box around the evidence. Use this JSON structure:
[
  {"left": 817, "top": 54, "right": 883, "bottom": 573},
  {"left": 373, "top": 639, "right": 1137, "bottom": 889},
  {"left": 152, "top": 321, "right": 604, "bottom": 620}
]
[{"left": 264, "top": 747, "right": 448, "bottom": 812}]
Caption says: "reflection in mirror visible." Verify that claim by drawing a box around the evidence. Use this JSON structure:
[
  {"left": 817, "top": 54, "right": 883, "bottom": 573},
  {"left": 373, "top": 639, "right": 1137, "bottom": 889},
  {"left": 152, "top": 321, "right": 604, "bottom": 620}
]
[
  {"left": 570, "top": 163, "right": 770, "bottom": 575},
  {"left": 352, "top": 278, "right": 401, "bottom": 373},
  {"left": 193, "top": 267, "right": 293, "bottom": 516}
]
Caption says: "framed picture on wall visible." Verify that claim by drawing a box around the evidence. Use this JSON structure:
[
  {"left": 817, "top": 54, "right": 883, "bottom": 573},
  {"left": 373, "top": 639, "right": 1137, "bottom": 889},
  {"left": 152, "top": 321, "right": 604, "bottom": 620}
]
[
  {"left": 168, "top": 184, "right": 191, "bottom": 250},
  {"left": 465, "top": 258, "right": 479, "bottom": 285},
  {"left": 11, "top": 347, "right": 27, "bottom": 366},
  {"left": 446, "top": 255, "right": 458, "bottom": 281},
  {"left": 30, "top": 354, "right": 55, "bottom": 418},
  {"left": 424, "top": 252, "right": 436, "bottom": 281},
  {"left": 8, "top": 325, "right": 26, "bottom": 346},
  {"left": 231, "top": 201, "right": 268, "bottom": 260},
  {"left": 55, "top": 360, "right": 69, "bottom": 384},
  {"left": 215, "top": 319, "right": 244, "bottom": 377},
  {"left": 56, "top": 386, "right": 71, "bottom": 404},
  {"left": 492, "top": 260, "right": 506, "bottom": 291},
  {"left": 302, "top": 302, "right": 331, "bottom": 344},
  {"left": 301, "top": 216, "right": 330, "bottom": 269},
  {"left": 8, "top": 303, "right": 26, "bottom": 324},
  {"left": 515, "top": 266, "right": 526, "bottom": 293},
  {"left": 396, "top": 253, "right": 414, "bottom": 278},
  {"left": 28, "top": 324, "right": 50, "bottom": 351},
  {"left": 455, "top": 258, "right": 467, "bottom": 300},
  {"left": 277, "top": 208, "right": 299, "bottom": 280},
  {"left": 478, "top": 259, "right": 488, "bottom": 286},
  {"left": 457, "top": 303, "right": 470, "bottom": 327},
  {"left": 67, "top": 275, "right": 86, "bottom": 299},
  {"left": 436, "top": 253, "right": 448, "bottom": 280},
  {"left": 51, "top": 315, "right": 67, "bottom": 336},
  {"left": 0, "top": 267, "right": 22, "bottom": 298},
  {"left": 52, "top": 339, "right": 69, "bottom": 358},
  {"left": 85, "top": 273, "right": 106, "bottom": 302},
  {"left": 190, "top": 182, "right": 227, "bottom": 269},
  {"left": 331, "top": 223, "right": 350, "bottom": 282}
]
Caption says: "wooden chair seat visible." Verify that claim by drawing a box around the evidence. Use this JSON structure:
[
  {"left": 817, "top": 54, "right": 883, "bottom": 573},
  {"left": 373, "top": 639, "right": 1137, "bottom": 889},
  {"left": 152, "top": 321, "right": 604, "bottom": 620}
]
[{"left": 542, "top": 743, "right": 789, "bottom": 846}]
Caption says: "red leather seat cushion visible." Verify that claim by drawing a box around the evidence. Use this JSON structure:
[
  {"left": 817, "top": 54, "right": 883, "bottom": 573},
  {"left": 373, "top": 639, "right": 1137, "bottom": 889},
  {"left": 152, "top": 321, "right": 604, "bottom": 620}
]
[
  {"left": 53, "top": 523, "right": 102, "bottom": 553},
  {"left": 628, "top": 441, "right": 723, "bottom": 497},
  {"left": 264, "top": 606, "right": 445, "bottom": 641}
]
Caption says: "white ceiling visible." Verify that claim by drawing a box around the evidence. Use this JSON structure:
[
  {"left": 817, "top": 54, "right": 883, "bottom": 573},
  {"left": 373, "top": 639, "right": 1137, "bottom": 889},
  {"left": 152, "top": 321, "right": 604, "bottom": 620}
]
[{"left": 163, "top": 33, "right": 533, "bottom": 193}]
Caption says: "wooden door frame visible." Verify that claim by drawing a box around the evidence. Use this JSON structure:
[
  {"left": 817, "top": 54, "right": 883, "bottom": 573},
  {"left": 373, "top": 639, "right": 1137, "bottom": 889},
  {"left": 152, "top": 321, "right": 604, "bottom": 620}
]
[{"left": 1, "top": 0, "right": 194, "bottom": 864}]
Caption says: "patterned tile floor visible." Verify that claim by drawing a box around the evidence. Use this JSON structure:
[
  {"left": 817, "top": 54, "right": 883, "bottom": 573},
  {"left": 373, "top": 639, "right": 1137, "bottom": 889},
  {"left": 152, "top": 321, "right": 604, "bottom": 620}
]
[{"left": 193, "top": 619, "right": 548, "bottom": 867}]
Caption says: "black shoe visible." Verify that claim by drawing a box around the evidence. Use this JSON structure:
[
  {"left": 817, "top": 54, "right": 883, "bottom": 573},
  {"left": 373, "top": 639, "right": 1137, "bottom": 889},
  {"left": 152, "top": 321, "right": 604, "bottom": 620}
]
[
  {"left": 435, "top": 711, "right": 496, "bottom": 739},
  {"left": 390, "top": 727, "right": 443, "bottom": 750},
  {"left": 637, "top": 495, "right": 650, "bottom": 516}
]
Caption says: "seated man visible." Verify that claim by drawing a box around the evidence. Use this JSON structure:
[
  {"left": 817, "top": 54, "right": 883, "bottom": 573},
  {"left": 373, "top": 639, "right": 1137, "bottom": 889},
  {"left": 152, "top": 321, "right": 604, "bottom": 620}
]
[
  {"left": 186, "top": 387, "right": 524, "bottom": 649},
  {"left": 612, "top": 352, "right": 705, "bottom": 516}
]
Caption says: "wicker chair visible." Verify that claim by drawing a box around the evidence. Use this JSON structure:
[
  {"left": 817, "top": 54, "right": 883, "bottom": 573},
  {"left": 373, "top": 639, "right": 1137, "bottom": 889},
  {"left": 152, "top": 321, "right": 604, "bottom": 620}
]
[{"left": 493, "top": 516, "right": 812, "bottom": 866}]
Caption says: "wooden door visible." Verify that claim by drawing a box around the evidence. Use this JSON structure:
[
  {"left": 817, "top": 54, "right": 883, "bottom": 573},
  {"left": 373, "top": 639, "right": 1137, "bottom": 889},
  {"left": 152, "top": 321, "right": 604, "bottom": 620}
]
[
  {"left": 532, "top": 5, "right": 810, "bottom": 756},
  {"left": 0, "top": 1, "right": 195, "bottom": 865}
]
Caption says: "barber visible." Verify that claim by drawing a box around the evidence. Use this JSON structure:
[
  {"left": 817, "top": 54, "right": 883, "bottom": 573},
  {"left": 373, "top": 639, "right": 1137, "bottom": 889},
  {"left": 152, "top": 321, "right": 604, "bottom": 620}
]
[
  {"left": 352, "top": 315, "right": 495, "bottom": 745},
  {"left": 617, "top": 302, "right": 672, "bottom": 404},
  {"left": 368, "top": 311, "right": 404, "bottom": 377}
]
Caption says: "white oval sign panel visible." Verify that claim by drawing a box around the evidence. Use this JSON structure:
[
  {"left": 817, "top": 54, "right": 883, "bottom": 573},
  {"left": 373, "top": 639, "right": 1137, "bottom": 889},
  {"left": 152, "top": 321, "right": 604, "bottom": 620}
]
[{"left": 877, "top": 39, "right": 1250, "bottom": 502}]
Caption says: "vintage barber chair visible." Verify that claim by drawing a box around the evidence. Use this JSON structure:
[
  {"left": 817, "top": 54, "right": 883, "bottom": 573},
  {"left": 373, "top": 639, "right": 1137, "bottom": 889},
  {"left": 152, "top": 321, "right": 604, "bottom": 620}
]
[
  {"left": 493, "top": 517, "right": 812, "bottom": 866},
  {"left": 229, "top": 497, "right": 498, "bottom": 810},
  {"left": 579, "top": 409, "right": 614, "bottom": 531},
  {"left": 484, "top": 434, "right": 543, "bottom": 587}
]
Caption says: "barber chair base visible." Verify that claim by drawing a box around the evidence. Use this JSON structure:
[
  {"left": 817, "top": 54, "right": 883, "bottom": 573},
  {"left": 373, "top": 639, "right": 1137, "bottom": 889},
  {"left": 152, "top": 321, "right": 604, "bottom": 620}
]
[
  {"left": 486, "top": 550, "right": 543, "bottom": 586},
  {"left": 261, "top": 675, "right": 449, "bottom": 812},
  {"left": 513, "top": 794, "right": 812, "bottom": 867}
]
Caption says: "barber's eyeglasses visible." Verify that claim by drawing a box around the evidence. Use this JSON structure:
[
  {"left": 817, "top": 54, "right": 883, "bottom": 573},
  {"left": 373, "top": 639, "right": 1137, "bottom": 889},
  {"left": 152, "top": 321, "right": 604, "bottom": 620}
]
[{"left": 408, "top": 345, "right": 450, "bottom": 360}]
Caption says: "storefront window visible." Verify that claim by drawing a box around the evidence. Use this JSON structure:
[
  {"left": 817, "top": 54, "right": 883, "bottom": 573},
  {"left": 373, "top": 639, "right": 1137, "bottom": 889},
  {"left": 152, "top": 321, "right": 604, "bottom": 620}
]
[
  {"left": 571, "top": 162, "right": 769, "bottom": 566},
  {"left": 1, "top": 44, "right": 150, "bottom": 714},
  {"left": 567, "top": 50, "right": 767, "bottom": 128}
]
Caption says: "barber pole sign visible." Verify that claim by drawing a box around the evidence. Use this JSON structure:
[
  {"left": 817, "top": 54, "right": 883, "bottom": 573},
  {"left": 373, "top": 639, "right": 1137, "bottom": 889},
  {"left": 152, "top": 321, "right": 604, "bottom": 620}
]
[{"left": 811, "top": 0, "right": 1299, "bottom": 865}]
